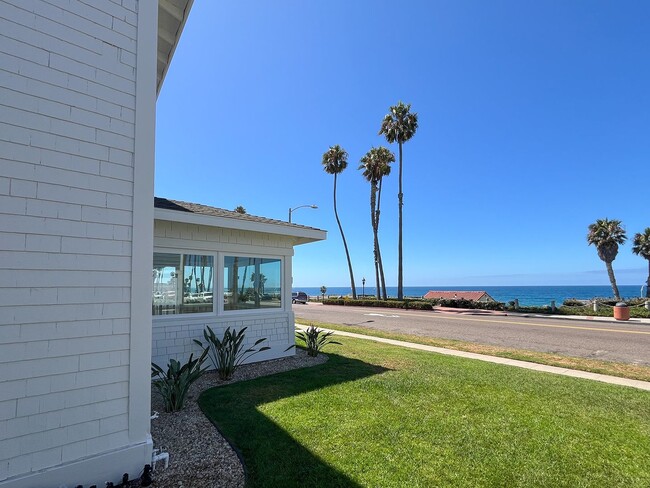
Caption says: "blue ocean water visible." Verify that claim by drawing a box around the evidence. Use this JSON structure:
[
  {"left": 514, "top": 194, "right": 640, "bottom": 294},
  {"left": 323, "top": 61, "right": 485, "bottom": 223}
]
[{"left": 295, "top": 285, "right": 648, "bottom": 307}]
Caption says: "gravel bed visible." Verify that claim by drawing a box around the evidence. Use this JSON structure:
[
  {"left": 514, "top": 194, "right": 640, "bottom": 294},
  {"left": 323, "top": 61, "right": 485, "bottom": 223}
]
[{"left": 150, "top": 350, "right": 328, "bottom": 487}]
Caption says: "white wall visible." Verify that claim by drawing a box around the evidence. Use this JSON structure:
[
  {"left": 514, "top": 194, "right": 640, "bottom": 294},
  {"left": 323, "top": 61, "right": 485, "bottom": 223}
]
[
  {"left": 0, "top": 1, "right": 156, "bottom": 486},
  {"left": 152, "top": 219, "right": 297, "bottom": 368}
]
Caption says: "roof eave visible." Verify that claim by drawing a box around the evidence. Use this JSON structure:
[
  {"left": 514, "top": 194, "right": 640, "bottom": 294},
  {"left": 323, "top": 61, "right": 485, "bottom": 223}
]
[
  {"left": 154, "top": 208, "right": 327, "bottom": 245},
  {"left": 157, "top": 0, "right": 194, "bottom": 96}
]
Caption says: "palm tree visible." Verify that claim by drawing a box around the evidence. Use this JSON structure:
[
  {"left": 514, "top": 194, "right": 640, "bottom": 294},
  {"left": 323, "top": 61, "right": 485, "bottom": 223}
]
[
  {"left": 632, "top": 227, "right": 650, "bottom": 298},
  {"left": 587, "top": 218, "right": 627, "bottom": 300},
  {"left": 320, "top": 285, "right": 327, "bottom": 300},
  {"left": 359, "top": 146, "right": 394, "bottom": 300},
  {"left": 379, "top": 101, "right": 418, "bottom": 300},
  {"left": 322, "top": 145, "right": 357, "bottom": 299}
]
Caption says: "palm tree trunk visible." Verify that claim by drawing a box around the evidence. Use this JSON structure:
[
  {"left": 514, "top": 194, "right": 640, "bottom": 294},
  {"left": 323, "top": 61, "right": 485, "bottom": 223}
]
[
  {"left": 377, "top": 177, "right": 387, "bottom": 300},
  {"left": 370, "top": 183, "right": 380, "bottom": 300},
  {"left": 397, "top": 141, "right": 404, "bottom": 300},
  {"left": 606, "top": 261, "right": 621, "bottom": 300},
  {"left": 333, "top": 173, "right": 357, "bottom": 299},
  {"left": 646, "top": 260, "right": 650, "bottom": 298}
]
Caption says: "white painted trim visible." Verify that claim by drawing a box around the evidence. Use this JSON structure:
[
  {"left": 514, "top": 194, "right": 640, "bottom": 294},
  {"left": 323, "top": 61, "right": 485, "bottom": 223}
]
[
  {"left": 0, "top": 440, "right": 152, "bottom": 488},
  {"left": 129, "top": 0, "right": 158, "bottom": 448},
  {"left": 157, "top": 0, "right": 195, "bottom": 96},
  {"left": 155, "top": 236, "right": 295, "bottom": 256},
  {"left": 154, "top": 210, "right": 326, "bottom": 244}
]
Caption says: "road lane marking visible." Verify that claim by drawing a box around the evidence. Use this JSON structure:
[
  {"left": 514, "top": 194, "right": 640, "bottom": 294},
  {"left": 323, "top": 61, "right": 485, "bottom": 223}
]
[
  {"left": 352, "top": 309, "right": 650, "bottom": 336},
  {"left": 364, "top": 313, "right": 400, "bottom": 318}
]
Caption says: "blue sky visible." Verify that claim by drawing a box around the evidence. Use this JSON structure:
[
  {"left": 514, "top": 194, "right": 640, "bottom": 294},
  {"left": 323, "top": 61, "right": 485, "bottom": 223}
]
[{"left": 155, "top": 0, "right": 650, "bottom": 288}]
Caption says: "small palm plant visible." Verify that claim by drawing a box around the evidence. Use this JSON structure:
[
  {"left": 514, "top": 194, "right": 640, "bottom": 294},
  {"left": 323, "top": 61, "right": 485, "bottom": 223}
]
[
  {"left": 194, "top": 326, "right": 270, "bottom": 380},
  {"left": 295, "top": 325, "right": 342, "bottom": 357},
  {"left": 632, "top": 227, "right": 650, "bottom": 298},
  {"left": 151, "top": 349, "right": 208, "bottom": 412},
  {"left": 587, "top": 218, "right": 627, "bottom": 300}
]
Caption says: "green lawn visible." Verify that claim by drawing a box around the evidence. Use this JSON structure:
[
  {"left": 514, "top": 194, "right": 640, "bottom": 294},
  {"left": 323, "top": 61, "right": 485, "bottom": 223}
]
[{"left": 199, "top": 337, "right": 650, "bottom": 488}]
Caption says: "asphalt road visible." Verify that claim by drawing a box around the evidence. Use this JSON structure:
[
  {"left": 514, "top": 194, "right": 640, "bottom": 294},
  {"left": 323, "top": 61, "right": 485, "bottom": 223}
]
[{"left": 293, "top": 303, "right": 650, "bottom": 366}]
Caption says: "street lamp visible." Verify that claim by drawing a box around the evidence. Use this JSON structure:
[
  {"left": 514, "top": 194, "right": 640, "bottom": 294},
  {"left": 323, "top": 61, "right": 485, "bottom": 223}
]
[
  {"left": 362, "top": 277, "right": 366, "bottom": 298},
  {"left": 288, "top": 204, "right": 317, "bottom": 223}
]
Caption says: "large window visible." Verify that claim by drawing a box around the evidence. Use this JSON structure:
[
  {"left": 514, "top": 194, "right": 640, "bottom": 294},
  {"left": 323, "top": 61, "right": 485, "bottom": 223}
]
[
  {"left": 153, "top": 253, "right": 214, "bottom": 315},
  {"left": 224, "top": 256, "right": 282, "bottom": 311}
]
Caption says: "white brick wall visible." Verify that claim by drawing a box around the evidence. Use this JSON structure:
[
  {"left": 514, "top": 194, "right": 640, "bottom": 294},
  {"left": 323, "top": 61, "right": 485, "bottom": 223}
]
[{"left": 0, "top": 0, "right": 139, "bottom": 483}]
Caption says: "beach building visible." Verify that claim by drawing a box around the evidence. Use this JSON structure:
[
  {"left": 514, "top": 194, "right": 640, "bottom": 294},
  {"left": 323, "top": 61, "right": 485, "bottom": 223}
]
[
  {"left": 0, "top": 1, "right": 326, "bottom": 486},
  {"left": 152, "top": 198, "right": 325, "bottom": 368},
  {"left": 423, "top": 291, "right": 496, "bottom": 303}
]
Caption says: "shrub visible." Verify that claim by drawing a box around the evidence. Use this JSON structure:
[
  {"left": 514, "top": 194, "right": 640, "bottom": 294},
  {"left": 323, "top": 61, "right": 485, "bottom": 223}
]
[
  {"left": 322, "top": 298, "right": 503, "bottom": 311},
  {"left": 151, "top": 349, "right": 208, "bottom": 412},
  {"left": 194, "top": 326, "right": 270, "bottom": 380},
  {"left": 292, "top": 325, "right": 341, "bottom": 357}
]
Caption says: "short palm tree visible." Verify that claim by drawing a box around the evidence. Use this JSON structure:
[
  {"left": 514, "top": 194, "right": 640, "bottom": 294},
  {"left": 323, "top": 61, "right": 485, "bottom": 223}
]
[
  {"left": 359, "top": 147, "right": 394, "bottom": 300},
  {"left": 322, "top": 145, "right": 357, "bottom": 299},
  {"left": 632, "top": 227, "right": 650, "bottom": 298},
  {"left": 379, "top": 101, "right": 418, "bottom": 300},
  {"left": 587, "top": 218, "right": 627, "bottom": 300}
]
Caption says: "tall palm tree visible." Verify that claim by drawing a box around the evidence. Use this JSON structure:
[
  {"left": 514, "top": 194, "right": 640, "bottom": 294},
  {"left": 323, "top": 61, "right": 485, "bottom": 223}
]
[
  {"left": 587, "top": 218, "right": 627, "bottom": 300},
  {"left": 359, "top": 147, "right": 394, "bottom": 300},
  {"left": 379, "top": 101, "right": 418, "bottom": 300},
  {"left": 322, "top": 145, "right": 357, "bottom": 299},
  {"left": 632, "top": 227, "right": 650, "bottom": 298}
]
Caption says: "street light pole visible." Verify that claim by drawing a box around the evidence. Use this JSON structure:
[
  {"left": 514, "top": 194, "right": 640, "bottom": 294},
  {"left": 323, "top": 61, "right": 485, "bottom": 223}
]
[
  {"left": 288, "top": 204, "right": 318, "bottom": 223},
  {"left": 362, "top": 277, "right": 366, "bottom": 298}
]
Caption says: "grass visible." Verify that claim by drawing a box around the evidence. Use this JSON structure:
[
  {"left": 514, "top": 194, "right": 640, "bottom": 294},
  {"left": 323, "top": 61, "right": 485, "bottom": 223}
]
[
  {"left": 296, "top": 319, "right": 650, "bottom": 383},
  {"left": 199, "top": 337, "right": 650, "bottom": 487}
]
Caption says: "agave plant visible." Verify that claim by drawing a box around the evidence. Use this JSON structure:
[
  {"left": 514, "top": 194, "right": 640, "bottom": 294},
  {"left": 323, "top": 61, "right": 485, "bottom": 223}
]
[
  {"left": 151, "top": 349, "right": 208, "bottom": 412},
  {"left": 294, "top": 325, "right": 342, "bottom": 357},
  {"left": 194, "top": 326, "right": 270, "bottom": 380}
]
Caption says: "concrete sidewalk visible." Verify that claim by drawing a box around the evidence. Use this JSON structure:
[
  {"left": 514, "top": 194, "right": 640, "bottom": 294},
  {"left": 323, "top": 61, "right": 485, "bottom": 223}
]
[{"left": 296, "top": 324, "right": 650, "bottom": 392}]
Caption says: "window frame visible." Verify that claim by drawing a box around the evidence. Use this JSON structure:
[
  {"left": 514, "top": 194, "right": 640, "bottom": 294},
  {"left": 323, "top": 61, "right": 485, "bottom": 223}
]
[
  {"left": 219, "top": 253, "right": 284, "bottom": 315},
  {"left": 152, "top": 248, "right": 286, "bottom": 319}
]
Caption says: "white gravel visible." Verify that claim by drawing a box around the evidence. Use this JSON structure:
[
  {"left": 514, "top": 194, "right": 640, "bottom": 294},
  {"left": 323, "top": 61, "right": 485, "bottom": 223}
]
[{"left": 150, "top": 349, "right": 328, "bottom": 487}]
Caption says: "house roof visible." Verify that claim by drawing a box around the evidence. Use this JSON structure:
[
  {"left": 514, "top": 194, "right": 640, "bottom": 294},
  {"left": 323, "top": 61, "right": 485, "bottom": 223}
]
[
  {"left": 157, "top": 0, "right": 194, "bottom": 94},
  {"left": 154, "top": 197, "right": 327, "bottom": 245},
  {"left": 423, "top": 291, "right": 493, "bottom": 301}
]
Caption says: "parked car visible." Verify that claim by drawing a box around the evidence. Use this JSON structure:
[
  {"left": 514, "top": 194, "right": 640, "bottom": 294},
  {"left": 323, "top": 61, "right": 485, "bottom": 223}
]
[{"left": 292, "top": 291, "right": 308, "bottom": 304}]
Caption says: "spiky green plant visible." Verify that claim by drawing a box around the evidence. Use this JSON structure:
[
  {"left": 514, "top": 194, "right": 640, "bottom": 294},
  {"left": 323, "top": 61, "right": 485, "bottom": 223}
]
[
  {"left": 151, "top": 349, "right": 208, "bottom": 412},
  {"left": 194, "top": 326, "right": 270, "bottom": 380},
  {"left": 295, "top": 325, "right": 342, "bottom": 357}
]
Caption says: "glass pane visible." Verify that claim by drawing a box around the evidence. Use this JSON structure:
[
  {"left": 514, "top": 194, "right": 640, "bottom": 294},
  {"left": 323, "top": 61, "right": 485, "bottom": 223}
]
[
  {"left": 224, "top": 256, "right": 282, "bottom": 311},
  {"left": 152, "top": 253, "right": 180, "bottom": 315},
  {"left": 153, "top": 253, "right": 214, "bottom": 315},
  {"left": 180, "top": 254, "right": 214, "bottom": 314}
]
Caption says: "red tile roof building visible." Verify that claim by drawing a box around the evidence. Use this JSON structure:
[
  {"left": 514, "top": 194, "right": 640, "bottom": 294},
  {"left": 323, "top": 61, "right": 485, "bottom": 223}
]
[{"left": 423, "top": 290, "right": 496, "bottom": 303}]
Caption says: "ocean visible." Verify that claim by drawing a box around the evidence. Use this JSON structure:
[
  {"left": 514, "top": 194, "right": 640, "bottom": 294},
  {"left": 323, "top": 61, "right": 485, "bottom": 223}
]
[{"left": 295, "top": 285, "right": 648, "bottom": 307}]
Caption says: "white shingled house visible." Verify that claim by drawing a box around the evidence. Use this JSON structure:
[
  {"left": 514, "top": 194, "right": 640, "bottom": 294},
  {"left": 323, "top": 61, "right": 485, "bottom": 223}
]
[
  {"left": 152, "top": 198, "right": 325, "bottom": 368},
  {"left": 0, "top": 2, "right": 325, "bottom": 486}
]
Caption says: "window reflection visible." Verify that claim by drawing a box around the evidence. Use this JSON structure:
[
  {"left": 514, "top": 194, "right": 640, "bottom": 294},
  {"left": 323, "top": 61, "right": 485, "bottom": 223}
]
[
  {"left": 224, "top": 256, "right": 282, "bottom": 311},
  {"left": 153, "top": 253, "right": 213, "bottom": 315}
]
